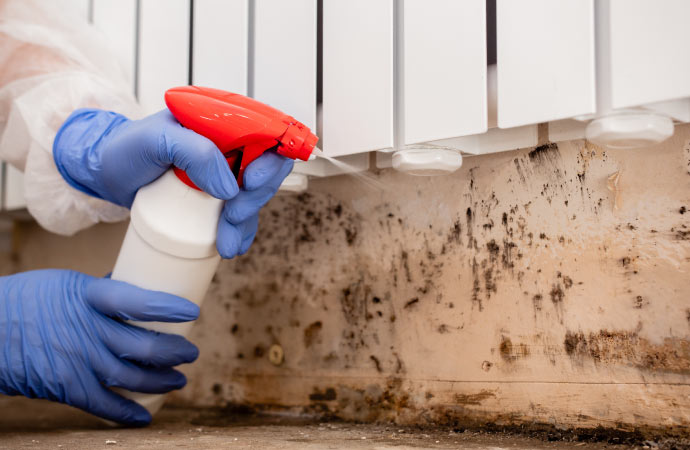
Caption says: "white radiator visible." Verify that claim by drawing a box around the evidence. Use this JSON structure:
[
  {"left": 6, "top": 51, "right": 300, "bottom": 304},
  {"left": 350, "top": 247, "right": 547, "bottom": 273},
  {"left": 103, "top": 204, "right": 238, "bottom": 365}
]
[{"left": 3, "top": 0, "right": 690, "bottom": 207}]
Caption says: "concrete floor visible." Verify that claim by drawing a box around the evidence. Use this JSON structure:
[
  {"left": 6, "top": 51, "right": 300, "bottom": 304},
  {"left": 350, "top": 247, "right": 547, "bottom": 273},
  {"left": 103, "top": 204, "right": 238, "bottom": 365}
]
[{"left": 0, "top": 397, "right": 667, "bottom": 450}]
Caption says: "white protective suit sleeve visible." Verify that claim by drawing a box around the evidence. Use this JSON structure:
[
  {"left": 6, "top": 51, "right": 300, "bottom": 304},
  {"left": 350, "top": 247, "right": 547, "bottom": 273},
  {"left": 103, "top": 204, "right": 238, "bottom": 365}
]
[{"left": 0, "top": 0, "right": 141, "bottom": 235}]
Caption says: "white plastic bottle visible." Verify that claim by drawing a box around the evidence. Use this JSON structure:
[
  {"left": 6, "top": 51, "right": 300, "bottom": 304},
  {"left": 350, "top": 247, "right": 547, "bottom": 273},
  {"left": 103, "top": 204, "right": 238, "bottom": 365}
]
[{"left": 110, "top": 169, "right": 223, "bottom": 414}]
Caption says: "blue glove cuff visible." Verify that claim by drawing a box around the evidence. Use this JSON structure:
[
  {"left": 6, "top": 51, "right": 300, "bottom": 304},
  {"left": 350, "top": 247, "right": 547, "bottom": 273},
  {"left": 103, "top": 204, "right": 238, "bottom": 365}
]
[{"left": 53, "top": 108, "right": 130, "bottom": 201}]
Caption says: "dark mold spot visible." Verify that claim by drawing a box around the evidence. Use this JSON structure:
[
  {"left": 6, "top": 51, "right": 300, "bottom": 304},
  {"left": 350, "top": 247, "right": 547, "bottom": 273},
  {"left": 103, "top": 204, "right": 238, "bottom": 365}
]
[
  {"left": 309, "top": 387, "right": 337, "bottom": 402},
  {"left": 404, "top": 297, "right": 419, "bottom": 309},
  {"left": 370, "top": 355, "right": 382, "bottom": 372},
  {"left": 680, "top": 206, "right": 686, "bottom": 214},
  {"left": 499, "top": 337, "right": 530, "bottom": 362},
  {"left": 484, "top": 269, "right": 497, "bottom": 298},
  {"left": 453, "top": 390, "right": 496, "bottom": 406},
  {"left": 528, "top": 143, "right": 559, "bottom": 163},
  {"left": 303, "top": 321, "right": 323, "bottom": 348},
  {"left": 564, "top": 329, "right": 690, "bottom": 375},
  {"left": 621, "top": 256, "right": 632, "bottom": 267},
  {"left": 344, "top": 227, "right": 357, "bottom": 246},
  {"left": 550, "top": 285, "right": 565, "bottom": 304},
  {"left": 563, "top": 276, "right": 573, "bottom": 289},
  {"left": 401, "top": 250, "right": 412, "bottom": 282},
  {"left": 502, "top": 241, "right": 517, "bottom": 269},
  {"left": 448, "top": 221, "right": 462, "bottom": 244},
  {"left": 676, "top": 229, "right": 690, "bottom": 240},
  {"left": 253, "top": 345, "right": 265, "bottom": 358},
  {"left": 231, "top": 324, "right": 239, "bottom": 334},
  {"left": 486, "top": 240, "right": 500, "bottom": 259},
  {"left": 211, "top": 383, "right": 222, "bottom": 395},
  {"left": 532, "top": 294, "right": 543, "bottom": 312},
  {"left": 372, "top": 296, "right": 381, "bottom": 304}
]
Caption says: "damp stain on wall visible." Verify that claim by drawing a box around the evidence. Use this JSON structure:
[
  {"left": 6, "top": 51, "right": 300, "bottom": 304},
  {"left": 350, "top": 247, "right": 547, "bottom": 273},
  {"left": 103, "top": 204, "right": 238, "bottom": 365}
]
[{"left": 173, "top": 127, "right": 690, "bottom": 432}]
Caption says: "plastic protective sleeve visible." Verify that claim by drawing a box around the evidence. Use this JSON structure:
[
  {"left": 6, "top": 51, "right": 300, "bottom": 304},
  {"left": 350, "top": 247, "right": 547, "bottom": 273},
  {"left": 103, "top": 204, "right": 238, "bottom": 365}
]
[{"left": 0, "top": 0, "right": 141, "bottom": 235}]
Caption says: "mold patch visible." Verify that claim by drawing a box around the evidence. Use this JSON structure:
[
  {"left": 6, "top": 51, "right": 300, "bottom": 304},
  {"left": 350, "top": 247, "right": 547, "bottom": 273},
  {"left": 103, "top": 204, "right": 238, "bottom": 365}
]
[{"left": 564, "top": 330, "right": 690, "bottom": 374}]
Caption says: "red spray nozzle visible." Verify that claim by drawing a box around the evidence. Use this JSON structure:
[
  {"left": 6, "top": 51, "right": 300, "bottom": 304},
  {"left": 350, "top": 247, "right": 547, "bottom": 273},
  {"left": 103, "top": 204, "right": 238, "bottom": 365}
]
[{"left": 164, "top": 86, "right": 318, "bottom": 189}]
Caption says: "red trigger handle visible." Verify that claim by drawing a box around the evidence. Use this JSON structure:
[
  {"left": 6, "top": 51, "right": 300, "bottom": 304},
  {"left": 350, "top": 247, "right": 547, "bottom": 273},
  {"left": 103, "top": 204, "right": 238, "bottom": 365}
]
[{"left": 165, "top": 86, "right": 318, "bottom": 192}]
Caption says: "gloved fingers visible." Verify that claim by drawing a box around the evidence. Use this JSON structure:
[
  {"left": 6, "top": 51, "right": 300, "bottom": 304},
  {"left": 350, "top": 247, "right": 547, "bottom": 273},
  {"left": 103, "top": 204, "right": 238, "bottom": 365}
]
[
  {"left": 77, "top": 380, "right": 151, "bottom": 426},
  {"left": 222, "top": 186, "right": 275, "bottom": 224},
  {"left": 102, "top": 322, "right": 199, "bottom": 368},
  {"left": 96, "top": 355, "right": 188, "bottom": 394},
  {"left": 156, "top": 110, "right": 239, "bottom": 200},
  {"left": 224, "top": 157, "right": 292, "bottom": 224},
  {"left": 85, "top": 278, "right": 200, "bottom": 323},
  {"left": 243, "top": 152, "right": 294, "bottom": 191},
  {"left": 216, "top": 214, "right": 258, "bottom": 259},
  {"left": 239, "top": 214, "right": 259, "bottom": 255}
]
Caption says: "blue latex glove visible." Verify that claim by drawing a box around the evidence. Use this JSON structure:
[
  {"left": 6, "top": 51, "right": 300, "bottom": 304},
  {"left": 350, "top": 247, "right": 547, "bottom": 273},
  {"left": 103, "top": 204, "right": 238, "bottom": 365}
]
[
  {"left": 53, "top": 109, "right": 294, "bottom": 258},
  {"left": 0, "top": 269, "right": 200, "bottom": 426}
]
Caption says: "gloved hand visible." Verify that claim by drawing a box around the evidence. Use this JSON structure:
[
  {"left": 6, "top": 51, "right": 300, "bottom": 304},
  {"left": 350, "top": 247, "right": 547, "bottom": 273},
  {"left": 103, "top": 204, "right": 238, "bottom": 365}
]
[
  {"left": 53, "top": 109, "right": 293, "bottom": 258},
  {"left": 0, "top": 269, "right": 200, "bottom": 426}
]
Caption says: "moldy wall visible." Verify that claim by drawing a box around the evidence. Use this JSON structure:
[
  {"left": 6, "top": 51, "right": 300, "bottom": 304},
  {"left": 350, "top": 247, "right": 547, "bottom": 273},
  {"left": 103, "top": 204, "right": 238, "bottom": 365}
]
[{"left": 3, "top": 125, "right": 690, "bottom": 435}]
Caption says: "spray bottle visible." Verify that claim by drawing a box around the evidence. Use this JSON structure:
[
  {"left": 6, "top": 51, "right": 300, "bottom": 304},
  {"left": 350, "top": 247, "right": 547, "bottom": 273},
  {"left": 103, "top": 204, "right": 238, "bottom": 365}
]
[{"left": 110, "top": 86, "right": 318, "bottom": 414}]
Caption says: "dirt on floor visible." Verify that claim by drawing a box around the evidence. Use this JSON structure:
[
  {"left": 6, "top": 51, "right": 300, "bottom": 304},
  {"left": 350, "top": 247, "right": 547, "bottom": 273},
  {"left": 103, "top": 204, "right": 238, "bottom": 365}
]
[{"left": 0, "top": 397, "right": 687, "bottom": 450}]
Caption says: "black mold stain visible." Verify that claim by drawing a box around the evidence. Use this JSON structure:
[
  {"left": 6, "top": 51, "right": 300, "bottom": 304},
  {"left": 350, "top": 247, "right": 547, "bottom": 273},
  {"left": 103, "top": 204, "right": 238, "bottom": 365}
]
[
  {"left": 676, "top": 229, "right": 690, "bottom": 240},
  {"left": 528, "top": 143, "right": 559, "bottom": 164},
  {"left": 404, "top": 297, "right": 419, "bottom": 309},
  {"left": 471, "top": 258, "right": 482, "bottom": 311},
  {"left": 486, "top": 240, "right": 500, "bottom": 261},
  {"left": 303, "top": 321, "right": 323, "bottom": 348},
  {"left": 564, "top": 331, "right": 584, "bottom": 355},
  {"left": 513, "top": 158, "right": 526, "bottom": 183},
  {"left": 344, "top": 226, "right": 357, "bottom": 246},
  {"left": 466, "top": 207, "right": 475, "bottom": 249},
  {"left": 499, "top": 336, "right": 529, "bottom": 362},
  {"left": 370, "top": 355, "right": 382, "bottom": 372},
  {"left": 212, "top": 383, "right": 222, "bottom": 395},
  {"left": 634, "top": 296, "right": 644, "bottom": 309},
  {"left": 253, "top": 345, "right": 265, "bottom": 358},
  {"left": 309, "top": 387, "right": 337, "bottom": 401},
  {"left": 563, "top": 329, "right": 690, "bottom": 375},
  {"left": 401, "top": 250, "right": 412, "bottom": 283},
  {"left": 340, "top": 282, "right": 370, "bottom": 327},
  {"left": 550, "top": 284, "right": 565, "bottom": 304},
  {"left": 680, "top": 206, "right": 686, "bottom": 215},
  {"left": 484, "top": 268, "right": 496, "bottom": 298},
  {"left": 454, "top": 390, "right": 496, "bottom": 406},
  {"left": 448, "top": 220, "right": 462, "bottom": 245},
  {"left": 502, "top": 240, "right": 517, "bottom": 269},
  {"left": 532, "top": 294, "right": 543, "bottom": 313},
  {"left": 231, "top": 324, "right": 239, "bottom": 334}
]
